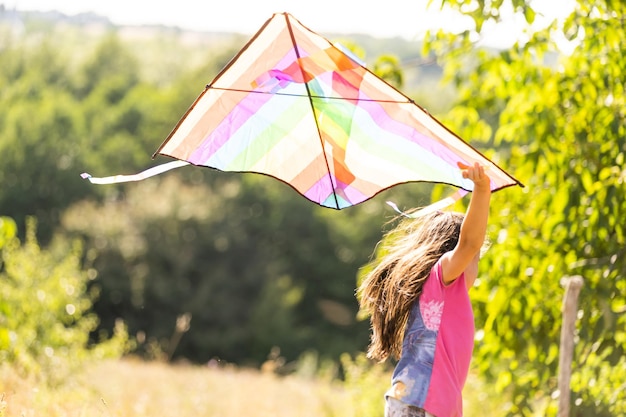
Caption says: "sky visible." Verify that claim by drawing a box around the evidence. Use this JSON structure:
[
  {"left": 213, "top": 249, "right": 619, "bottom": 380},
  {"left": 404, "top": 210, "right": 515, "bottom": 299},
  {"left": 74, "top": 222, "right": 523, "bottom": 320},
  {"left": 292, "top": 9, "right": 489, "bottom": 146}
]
[{"left": 6, "top": 0, "right": 575, "bottom": 47}]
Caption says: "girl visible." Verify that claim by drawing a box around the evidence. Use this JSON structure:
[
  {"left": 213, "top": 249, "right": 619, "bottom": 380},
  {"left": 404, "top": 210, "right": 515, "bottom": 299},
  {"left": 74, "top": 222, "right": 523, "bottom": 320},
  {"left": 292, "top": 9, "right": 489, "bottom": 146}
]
[{"left": 358, "top": 163, "right": 491, "bottom": 417}]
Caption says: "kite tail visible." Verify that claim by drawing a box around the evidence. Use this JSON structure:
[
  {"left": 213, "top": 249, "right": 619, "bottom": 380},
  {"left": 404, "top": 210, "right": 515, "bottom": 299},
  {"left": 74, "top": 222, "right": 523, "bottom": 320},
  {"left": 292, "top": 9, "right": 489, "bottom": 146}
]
[
  {"left": 387, "top": 189, "right": 469, "bottom": 218},
  {"left": 81, "top": 160, "right": 190, "bottom": 185}
]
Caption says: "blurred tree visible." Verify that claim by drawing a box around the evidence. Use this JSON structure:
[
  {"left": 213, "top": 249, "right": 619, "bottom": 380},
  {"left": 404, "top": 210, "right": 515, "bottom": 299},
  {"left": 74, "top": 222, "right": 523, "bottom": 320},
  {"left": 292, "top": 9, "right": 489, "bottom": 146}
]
[
  {"left": 77, "top": 34, "right": 155, "bottom": 176},
  {"left": 424, "top": 0, "right": 625, "bottom": 415},
  {"left": 74, "top": 33, "right": 140, "bottom": 100},
  {"left": 0, "top": 44, "right": 90, "bottom": 240},
  {"left": 0, "top": 33, "right": 190, "bottom": 241}
]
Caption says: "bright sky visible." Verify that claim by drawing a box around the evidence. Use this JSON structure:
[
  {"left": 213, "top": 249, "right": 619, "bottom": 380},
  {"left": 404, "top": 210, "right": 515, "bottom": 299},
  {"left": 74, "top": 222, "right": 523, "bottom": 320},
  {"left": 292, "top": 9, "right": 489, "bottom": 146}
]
[
  {"left": 7, "top": 0, "right": 574, "bottom": 46},
  {"left": 7, "top": 0, "right": 465, "bottom": 39}
]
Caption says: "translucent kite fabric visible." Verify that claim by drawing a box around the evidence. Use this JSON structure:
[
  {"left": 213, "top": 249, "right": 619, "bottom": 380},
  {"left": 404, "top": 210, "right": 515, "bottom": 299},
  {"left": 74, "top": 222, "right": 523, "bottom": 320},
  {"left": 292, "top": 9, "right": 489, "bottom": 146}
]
[{"left": 154, "top": 12, "right": 522, "bottom": 209}]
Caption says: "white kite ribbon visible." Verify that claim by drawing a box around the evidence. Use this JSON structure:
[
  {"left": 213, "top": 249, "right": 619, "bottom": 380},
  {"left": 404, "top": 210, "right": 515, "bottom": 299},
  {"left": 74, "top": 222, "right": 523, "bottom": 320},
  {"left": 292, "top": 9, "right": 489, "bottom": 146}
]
[
  {"left": 387, "top": 189, "right": 469, "bottom": 218},
  {"left": 81, "top": 160, "right": 190, "bottom": 184}
]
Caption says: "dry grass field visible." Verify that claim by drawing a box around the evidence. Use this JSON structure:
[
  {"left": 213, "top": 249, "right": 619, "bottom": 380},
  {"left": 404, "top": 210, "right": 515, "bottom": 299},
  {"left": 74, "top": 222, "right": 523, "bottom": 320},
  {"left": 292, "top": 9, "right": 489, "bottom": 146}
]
[
  {"left": 1, "top": 358, "right": 356, "bottom": 417},
  {"left": 1, "top": 358, "right": 508, "bottom": 417}
]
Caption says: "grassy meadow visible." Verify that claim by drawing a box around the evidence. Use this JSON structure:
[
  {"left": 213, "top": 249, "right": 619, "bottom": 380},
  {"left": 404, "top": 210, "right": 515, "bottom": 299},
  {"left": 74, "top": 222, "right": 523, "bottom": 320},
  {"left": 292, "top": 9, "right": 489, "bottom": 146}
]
[
  {"left": 0, "top": 357, "right": 510, "bottom": 417},
  {"left": 1, "top": 358, "right": 356, "bottom": 417}
]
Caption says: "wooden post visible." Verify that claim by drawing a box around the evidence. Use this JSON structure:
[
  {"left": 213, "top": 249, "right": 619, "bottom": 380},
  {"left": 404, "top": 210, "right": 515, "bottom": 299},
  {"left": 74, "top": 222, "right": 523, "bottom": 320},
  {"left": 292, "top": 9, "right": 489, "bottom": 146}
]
[{"left": 557, "top": 276, "right": 584, "bottom": 417}]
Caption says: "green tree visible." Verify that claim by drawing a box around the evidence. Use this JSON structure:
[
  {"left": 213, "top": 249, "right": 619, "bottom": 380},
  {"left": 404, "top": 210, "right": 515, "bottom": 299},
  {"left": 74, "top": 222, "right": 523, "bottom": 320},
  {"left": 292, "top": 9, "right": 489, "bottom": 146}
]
[
  {"left": 0, "top": 38, "right": 92, "bottom": 240},
  {"left": 74, "top": 33, "right": 140, "bottom": 100},
  {"left": 425, "top": 0, "right": 625, "bottom": 415},
  {"left": 0, "top": 32, "right": 194, "bottom": 241}
]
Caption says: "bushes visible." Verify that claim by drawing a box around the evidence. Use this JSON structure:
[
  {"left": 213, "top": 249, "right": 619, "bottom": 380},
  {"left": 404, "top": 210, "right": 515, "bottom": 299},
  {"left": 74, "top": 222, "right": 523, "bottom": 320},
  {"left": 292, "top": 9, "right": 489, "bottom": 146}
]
[{"left": 0, "top": 217, "right": 129, "bottom": 382}]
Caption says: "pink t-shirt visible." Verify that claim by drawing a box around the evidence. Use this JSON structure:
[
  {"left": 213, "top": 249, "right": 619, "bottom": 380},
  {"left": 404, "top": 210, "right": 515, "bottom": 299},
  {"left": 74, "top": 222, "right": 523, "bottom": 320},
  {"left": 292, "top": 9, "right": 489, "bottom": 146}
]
[{"left": 386, "top": 260, "right": 475, "bottom": 417}]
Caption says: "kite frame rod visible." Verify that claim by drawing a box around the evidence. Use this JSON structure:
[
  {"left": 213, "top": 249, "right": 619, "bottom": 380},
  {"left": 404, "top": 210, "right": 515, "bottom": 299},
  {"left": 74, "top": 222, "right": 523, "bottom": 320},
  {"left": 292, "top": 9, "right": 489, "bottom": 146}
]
[{"left": 283, "top": 13, "right": 341, "bottom": 209}]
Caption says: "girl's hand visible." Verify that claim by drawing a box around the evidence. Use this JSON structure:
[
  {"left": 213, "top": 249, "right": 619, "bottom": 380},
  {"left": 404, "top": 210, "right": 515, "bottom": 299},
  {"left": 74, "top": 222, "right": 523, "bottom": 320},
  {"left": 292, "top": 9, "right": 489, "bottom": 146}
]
[{"left": 459, "top": 162, "right": 490, "bottom": 190}]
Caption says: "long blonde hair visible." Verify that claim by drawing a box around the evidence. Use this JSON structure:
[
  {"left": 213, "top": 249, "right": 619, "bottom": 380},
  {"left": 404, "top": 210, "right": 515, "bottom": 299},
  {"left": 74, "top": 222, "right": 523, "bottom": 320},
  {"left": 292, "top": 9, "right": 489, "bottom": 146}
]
[{"left": 357, "top": 210, "right": 464, "bottom": 362}]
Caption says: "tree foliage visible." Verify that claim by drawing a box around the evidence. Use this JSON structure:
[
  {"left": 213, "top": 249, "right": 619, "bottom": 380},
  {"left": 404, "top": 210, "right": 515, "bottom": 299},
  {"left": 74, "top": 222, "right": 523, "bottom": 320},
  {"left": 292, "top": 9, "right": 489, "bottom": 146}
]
[
  {"left": 425, "top": 0, "right": 625, "bottom": 415},
  {"left": 0, "top": 26, "right": 236, "bottom": 242},
  {"left": 0, "top": 218, "right": 130, "bottom": 381}
]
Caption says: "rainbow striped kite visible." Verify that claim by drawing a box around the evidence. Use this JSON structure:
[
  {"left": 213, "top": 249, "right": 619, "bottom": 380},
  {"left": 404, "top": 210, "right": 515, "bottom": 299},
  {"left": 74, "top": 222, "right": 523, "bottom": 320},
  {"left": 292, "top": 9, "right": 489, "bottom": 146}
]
[{"left": 83, "top": 12, "right": 522, "bottom": 209}]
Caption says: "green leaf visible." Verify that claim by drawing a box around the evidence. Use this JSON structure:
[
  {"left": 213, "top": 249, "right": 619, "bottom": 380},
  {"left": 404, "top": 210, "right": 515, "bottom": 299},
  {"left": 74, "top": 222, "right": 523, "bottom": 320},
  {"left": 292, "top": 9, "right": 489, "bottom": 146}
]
[{"left": 523, "top": 6, "right": 536, "bottom": 24}]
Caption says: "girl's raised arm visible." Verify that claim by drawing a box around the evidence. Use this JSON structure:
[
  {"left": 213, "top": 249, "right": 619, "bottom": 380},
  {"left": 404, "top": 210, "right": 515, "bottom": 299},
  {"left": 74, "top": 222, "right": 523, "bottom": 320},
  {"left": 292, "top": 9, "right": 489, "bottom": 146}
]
[{"left": 440, "top": 163, "right": 491, "bottom": 284}]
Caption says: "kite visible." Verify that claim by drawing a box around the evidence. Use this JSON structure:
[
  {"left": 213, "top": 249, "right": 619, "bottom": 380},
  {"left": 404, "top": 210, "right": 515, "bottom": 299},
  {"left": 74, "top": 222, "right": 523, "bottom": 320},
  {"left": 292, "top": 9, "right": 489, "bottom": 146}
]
[{"left": 83, "top": 12, "right": 523, "bottom": 209}]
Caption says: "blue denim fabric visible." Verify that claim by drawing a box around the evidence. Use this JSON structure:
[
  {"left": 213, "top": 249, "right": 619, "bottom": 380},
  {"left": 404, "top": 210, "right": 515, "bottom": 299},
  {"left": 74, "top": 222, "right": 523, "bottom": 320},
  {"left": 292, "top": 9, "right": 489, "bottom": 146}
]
[
  {"left": 390, "top": 302, "right": 437, "bottom": 407},
  {"left": 385, "top": 396, "right": 434, "bottom": 417}
]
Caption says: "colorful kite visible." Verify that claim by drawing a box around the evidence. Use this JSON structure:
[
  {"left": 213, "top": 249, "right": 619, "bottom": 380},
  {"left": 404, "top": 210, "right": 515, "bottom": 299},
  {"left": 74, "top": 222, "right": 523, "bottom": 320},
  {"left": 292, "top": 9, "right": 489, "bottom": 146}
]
[{"left": 83, "top": 12, "right": 522, "bottom": 209}]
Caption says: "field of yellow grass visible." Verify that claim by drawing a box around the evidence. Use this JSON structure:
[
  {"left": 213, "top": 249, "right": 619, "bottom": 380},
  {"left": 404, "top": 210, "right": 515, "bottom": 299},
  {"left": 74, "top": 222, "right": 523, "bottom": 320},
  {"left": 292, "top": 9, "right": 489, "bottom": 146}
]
[
  {"left": 1, "top": 358, "right": 360, "bottom": 417},
  {"left": 1, "top": 357, "right": 507, "bottom": 417}
]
